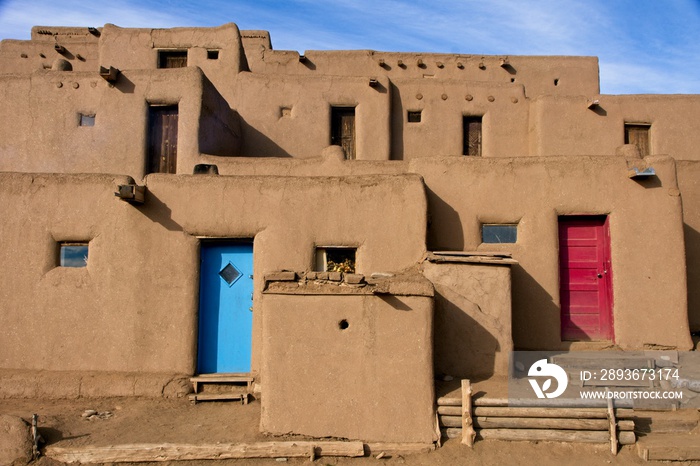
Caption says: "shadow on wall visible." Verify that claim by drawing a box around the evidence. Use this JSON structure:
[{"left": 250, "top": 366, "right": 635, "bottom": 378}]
[
  {"left": 239, "top": 116, "right": 292, "bottom": 158},
  {"left": 379, "top": 295, "right": 413, "bottom": 311},
  {"left": 425, "top": 186, "right": 464, "bottom": 251},
  {"left": 135, "top": 190, "right": 183, "bottom": 232},
  {"left": 631, "top": 175, "right": 663, "bottom": 189},
  {"left": 199, "top": 76, "right": 241, "bottom": 157},
  {"left": 510, "top": 264, "right": 560, "bottom": 350},
  {"left": 114, "top": 73, "right": 136, "bottom": 94},
  {"left": 685, "top": 223, "right": 700, "bottom": 332},
  {"left": 390, "top": 82, "right": 404, "bottom": 161},
  {"left": 433, "top": 287, "right": 499, "bottom": 382},
  {"left": 199, "top": 107, "right": 241, "bottom": 157}
]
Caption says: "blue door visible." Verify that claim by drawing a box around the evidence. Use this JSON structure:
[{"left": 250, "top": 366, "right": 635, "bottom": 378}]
[{"left": 197, "top": 242, "right": 253, "bottom": 374}]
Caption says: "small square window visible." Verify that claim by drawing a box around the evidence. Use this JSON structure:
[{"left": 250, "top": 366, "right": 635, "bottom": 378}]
[
  {"left": 207, "top": 50, "right": 219, "bottom": 60},
  {"left": 407, "top": 110, "right": 422, "bottom": 123},
  {"left": 482, "top": 224, "right": 517, "bottom": 244},
  {"left": 79, "top": 113, "right": 95, "bottom": 126},
  {"left": 59, "top": 242, "right": 89, "bottom": 267},
  {"left": 315, "top": 247, "right": 356, "bottom": 273},
  {"left": 158, "top": 50, "right": 187, "bottom": 69}
]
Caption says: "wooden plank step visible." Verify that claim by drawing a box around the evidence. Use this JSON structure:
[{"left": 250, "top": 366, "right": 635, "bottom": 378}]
[
  {"left": 637, "top": 434, "right": 700, "bottom": 461},
  {"left": 190, "top": 374, "right": 254, "bottom": 394},
  {"left": 191, "top": 376, "right": 254, "bottom": 383},
  {"left": 193, "top": 372, "right": 254, "bottom": 378},
  {"left": 188, "top": 393, "right": 249, "bottom": 404},
  {"left": 632, "top": 409, "right": 700, "bottom": 434}
]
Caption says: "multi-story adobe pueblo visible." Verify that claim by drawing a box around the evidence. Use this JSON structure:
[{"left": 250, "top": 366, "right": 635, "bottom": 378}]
[{"left": 0, "top": 22, "right": 698, "bottom": 444}]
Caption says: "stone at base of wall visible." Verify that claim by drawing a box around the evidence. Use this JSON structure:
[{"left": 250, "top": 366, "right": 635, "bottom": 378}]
[
  {"left": 0, "top": 370, "right": 193, "bottom": 399},
  {"left": 0, "top": 414, "right": 32, "bottom": 465}
]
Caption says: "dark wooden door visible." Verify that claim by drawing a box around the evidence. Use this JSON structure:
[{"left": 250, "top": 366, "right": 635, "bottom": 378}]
[
  {"left": 331, "top": 107, "right": 356, "bottom": 160},
  {"left": 624, "top": 124, "right": 650, "bottom": 156},
  {"left": 558, "top": 216, "right": 614, "bottom": 341},
  {"left": 463, "top": 116, "right": 482, "bottom": 156},
  {"left": 147, "top": 105, "right": 178, "bottom": 174}
]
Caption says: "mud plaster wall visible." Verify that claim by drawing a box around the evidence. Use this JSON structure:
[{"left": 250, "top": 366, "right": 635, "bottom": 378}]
[
  {"left": 98, "top": 23, "right": 245, "bottom": 84},
  {"left": 260, "top": 293, "right": 435, "bottom": 443},
  {"left": 231, "top": 73, "right": 391, "bottom": 159},
  {"left": 0, "top": 173, "right": 199, "bottom": 374},
  {"left": 421, "top": 262, "right": 512, "bottom": 378},
  {"left": 0, "top": 173, "right": 427, "bottom": 380},
  {"left": 530, "top": 95, "right": 700, "bottom": 160},
  {"left": 678, "top": 161, "right": 700, "bottom": 332},
  {"left": 411, "top": 155, "right": 692, "bottom": 351},
  {"left": 390, "top": 78, "right": 527, "bottom": 160},
  {"left": 0, "top": 67, "right": 221, "bottom": 179},
  {"left": 244, "top": 49, "right": 600, "bottom": 99}
]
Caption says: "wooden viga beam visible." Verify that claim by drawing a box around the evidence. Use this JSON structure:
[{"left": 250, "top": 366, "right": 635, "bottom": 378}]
[
  {"left": 439, "top": 415, "right": 634, "bottom": 431},
  {"left": 438, "top": 406, "right": 635, "bottom": 419},
  {"left": 45, "top": 441, "right": 365, "bottom": 464},
  {"left": 441, "top": 428, "right": 635, "bottom": 445}
]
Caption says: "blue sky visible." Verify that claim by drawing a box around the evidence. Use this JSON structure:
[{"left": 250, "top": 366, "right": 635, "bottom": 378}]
[{"left": 1, "top": 0, "right": 699, "bottom": 94}]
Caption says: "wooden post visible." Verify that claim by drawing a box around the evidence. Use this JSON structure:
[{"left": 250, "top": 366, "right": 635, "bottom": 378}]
[
  {"left": 434, "top": 412, "right": 442, "bottom": 448},
  {"left": 461, "top": 379, "right": 476, "bottom": 447},
  {"left": 607, "top": 389, "right": 618, "bottom": 455}
]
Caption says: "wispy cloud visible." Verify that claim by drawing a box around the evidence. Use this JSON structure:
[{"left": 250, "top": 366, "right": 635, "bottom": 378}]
[
  {"left": 0, "top": 0, "right": 186, "bottom": 39},
  {"left": 1, "top": 0, "right": 699, "bottom": 94}
]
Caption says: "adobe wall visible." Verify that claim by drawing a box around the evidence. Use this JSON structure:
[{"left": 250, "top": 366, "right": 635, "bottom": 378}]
[
  {"left": 0, "top": 67, "right": 237, "bottom": 179},
  {"left": 421, "top": 258, "right": 514, "bottom": 379},
  {"left": 678, "top": 161, "right": 700, "bottom": 332},
  {"left": 261, "top": 291, "right": 435, "bottom": 443},
  {"left": 389, "top": 78, "right": 527, "bottom": 159},
  {"left": 97, "top": 23, "right": 246, "bottom": 83},
  {"left": 199, "top": 148, "right": 409, "bottom": 176},
  {"left": 411, "top": 155, "right": 692, "bottom": 351},
  {"left": 0, "top": 172, "right": 427, "bottom": 388},
  {"left": 231, "top": 73, "right": 391, "bottom": 159},
  {"left": 530, "top": 95, "right": 700, "bottom": 160},
  {"left": 0, "top": 173, "right": 199, "bottom": 376},
  {"left": 0, "top": 27, "right": 100, "bottom": 75},
  {"left": 244, "top": 48, "right": 600, "bottom": 98}
]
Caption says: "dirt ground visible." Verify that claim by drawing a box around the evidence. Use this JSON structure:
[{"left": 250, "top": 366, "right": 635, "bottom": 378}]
[{"left": 2, "top": 396, "right": 698, "bottom": 466}]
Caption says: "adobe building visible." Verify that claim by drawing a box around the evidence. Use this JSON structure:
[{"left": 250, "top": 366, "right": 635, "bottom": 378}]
[{"left": 0, "top": 23, "right": 698, "bottom": 445}]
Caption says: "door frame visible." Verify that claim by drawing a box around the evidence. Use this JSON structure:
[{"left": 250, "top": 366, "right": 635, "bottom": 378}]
[
  {"left": 146, "top": 104, "right": 179, "bottom": 175},
  {"left": 557, "top": 215, "right": 614, "bottom": 342},
  {"left": 196, "top": 238, "right": 255, "bottom": 375},
  {"left": 330, "top": 106, "right": 356, "bottom": 160}
]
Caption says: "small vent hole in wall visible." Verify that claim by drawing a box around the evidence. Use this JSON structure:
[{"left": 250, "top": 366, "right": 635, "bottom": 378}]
[
  {"left": 407, "top": 110, "right": 422, "bottom": 123},
  {"left": 207, "top": 50, "right": 219, "bottom": 60},
  {"left": 79, "top": 113, "right": 95, "bottom": 126},
  {"left": 339, "top": 319, "right": 349, "bottom": 330},
  {"left": 554, "top": 78, "right": 559, "bottom": 86}
]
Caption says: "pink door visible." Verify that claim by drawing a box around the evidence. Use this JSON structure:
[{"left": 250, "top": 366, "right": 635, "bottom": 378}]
[{"left": 558, "top": 216, "right": 614, "bottom": 341}]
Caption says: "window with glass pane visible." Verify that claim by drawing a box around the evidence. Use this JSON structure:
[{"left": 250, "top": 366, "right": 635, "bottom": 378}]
[
  {"left": 482, "top": 224, "right": 517, "bottom": 244},
  {"left": 59, "top": 243, "right": 89, "bottom": 267}
]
